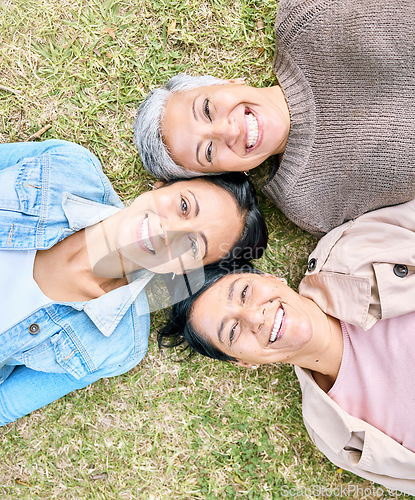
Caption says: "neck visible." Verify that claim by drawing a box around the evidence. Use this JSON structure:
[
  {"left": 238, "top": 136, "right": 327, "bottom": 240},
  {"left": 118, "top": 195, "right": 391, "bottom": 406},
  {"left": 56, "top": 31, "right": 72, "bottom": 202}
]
[
  {"left": 309, "top": 315, "right": 343, "bottom": 392},
  {"left": 294, "top": 297, "right": 343, "bottom": 392},
  {"left": 34, "top": 229, "right": 128, "bottom": 302},
  {"left": 85, "top": 219, "right": 142, "bottom": 278}
]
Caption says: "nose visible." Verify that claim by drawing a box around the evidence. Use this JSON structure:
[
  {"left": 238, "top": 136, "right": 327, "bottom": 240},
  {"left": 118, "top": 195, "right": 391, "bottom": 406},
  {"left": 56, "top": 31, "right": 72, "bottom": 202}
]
[
  {"left": 239, "top": 305, "right": 265, "bottom": 334},
  {"left": 210, "top": 117, "right": 240, "bottom": 147},
  {"left": 160, "top": 218, "right": 195, "bottom": 257},
  {"left": 161, "top": 216, "right": 192, "bottom": 235}
]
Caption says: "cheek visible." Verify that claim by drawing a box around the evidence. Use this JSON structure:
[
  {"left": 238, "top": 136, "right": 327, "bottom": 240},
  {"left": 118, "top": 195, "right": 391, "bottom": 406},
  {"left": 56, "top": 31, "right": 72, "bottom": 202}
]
[
  {"left": 221, "top": 92, "right": 242, "bottom": 110},
  {"left": 177, "top": 251, "right": 204, "bottom": 272},
  {"left": 233, "top": 341, "right": 262, "bottom": 363},
  {"left": 288, "top": 313, "right": 313, "bottom": 346},
  {"left": 217, "top": 148, "right": 244, "bottom": 171},
  {"left": 142, "top": 253, "right": 187, "bottom": 275}
]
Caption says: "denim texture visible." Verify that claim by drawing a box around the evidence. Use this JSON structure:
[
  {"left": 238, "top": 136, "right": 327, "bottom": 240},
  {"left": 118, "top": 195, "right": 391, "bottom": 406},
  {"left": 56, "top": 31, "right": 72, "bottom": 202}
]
[{"left": 0, "top": 140, "right": 151, "bottom": 425}]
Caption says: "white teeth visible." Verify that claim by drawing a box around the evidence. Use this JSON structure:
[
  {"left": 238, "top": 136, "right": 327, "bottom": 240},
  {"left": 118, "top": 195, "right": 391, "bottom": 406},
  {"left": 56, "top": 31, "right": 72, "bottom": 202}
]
[
  {"left": 270, "top": 307, "right": 284, "bottom": 343},
  {"left": 246, "top": 112, "right": 258, "bottom": 148},
  {"left": 141, "top": 217, "right": 155, "bottom": 253}
]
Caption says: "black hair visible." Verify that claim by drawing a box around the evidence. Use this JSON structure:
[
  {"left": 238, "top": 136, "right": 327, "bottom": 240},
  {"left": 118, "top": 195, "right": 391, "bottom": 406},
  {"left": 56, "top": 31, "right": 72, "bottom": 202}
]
[
  {"left": 168, "top": 172, "right": 268, "bottom": 262},
  {"left": 158, "top": 261, "right": 262, "bottom": 363}
]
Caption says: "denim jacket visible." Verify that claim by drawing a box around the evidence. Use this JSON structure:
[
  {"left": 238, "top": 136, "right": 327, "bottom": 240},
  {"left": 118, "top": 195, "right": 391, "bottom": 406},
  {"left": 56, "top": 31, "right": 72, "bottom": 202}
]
[{"left": 0, "top": 140, "right": 151, "bottom": 425}]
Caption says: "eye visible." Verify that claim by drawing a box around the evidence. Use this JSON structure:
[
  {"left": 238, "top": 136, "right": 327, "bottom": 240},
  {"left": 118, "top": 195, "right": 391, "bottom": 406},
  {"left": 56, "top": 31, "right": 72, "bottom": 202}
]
[
  {"left": 189, "top": 237, "right": 198, "bottom": 259},
  {"left": 203, "top": 98, "right": 212, "bottom": 121},
  {"left": 229, "top": 322, "right": 239, "bottom": 345},
  {"left": 241, "top": 285, "right": 248, "bottom": 303},
  {"left": 180, "top": 196, "right": 189, "bottom": 215},
  {"left": 206, "top": 142, "right": 212, "bottom": 163}
]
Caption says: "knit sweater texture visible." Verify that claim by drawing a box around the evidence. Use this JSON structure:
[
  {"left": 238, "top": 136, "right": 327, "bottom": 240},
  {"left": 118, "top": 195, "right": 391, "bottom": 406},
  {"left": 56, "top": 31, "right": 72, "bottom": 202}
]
[{"left": 262, "top": 0, "right": 415, "bottom": 236}]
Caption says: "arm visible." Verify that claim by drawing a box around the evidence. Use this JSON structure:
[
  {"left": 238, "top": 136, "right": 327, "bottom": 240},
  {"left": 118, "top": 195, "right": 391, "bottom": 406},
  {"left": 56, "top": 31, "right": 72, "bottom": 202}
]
[
  {"left": 307, "top": 423, "right": 415, "bottom": 494},
  {"left": 0, "top": 365, "right": 96, "bottom": 426}
]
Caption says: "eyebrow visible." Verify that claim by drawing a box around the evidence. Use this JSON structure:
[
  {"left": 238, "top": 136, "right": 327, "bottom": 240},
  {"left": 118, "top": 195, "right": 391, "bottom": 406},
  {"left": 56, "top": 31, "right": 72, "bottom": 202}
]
[
  {"left": 217, "top": 278, "right": 241, "bottom": 344},
  {"left": 228, "top": 278, "right": 240, "bottom": 303},
  {"left": 192, "top": 96, "right": 204, "bottom": 167},
  {"left": 189, "top": 191, "right": 200, "bottom": 216},
  {"left": 192, "top": 96, "right": 198, "bottom": 121}
]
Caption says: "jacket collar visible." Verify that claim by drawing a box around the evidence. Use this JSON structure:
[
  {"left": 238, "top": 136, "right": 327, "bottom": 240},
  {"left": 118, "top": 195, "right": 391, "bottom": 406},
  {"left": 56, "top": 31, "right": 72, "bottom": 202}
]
[
  {"left": 62, "top": 192, "right": 122, "bottom": 229},
  {"left": 295, "top": 366, "right": 360, "bottom": 453},
  {"left": 298, "top": 220, "right": 376, "bottom": 330},
  {"left": 82, "top": 268, "right": 153, "bottom": 336},
  {"left": 62, "top": 193, "right": 153, "bottom": 337}
]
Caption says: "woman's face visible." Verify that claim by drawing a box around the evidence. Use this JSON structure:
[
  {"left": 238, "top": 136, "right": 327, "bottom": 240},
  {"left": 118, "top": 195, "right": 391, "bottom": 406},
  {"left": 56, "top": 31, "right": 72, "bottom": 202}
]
[
  {"left": 109, "top": 179, "right": 245, "bottom": 275},
  {"left": 162, "top": 84, "right": 290, "bottom": 174},
  {"left": 190, "top": 273, "right": 315, "bottom": 367}
]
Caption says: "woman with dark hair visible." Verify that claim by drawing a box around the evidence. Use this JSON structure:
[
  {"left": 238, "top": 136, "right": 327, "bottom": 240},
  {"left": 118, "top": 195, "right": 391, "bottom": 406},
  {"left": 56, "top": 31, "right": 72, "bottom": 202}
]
[
  {"left": 159, "top": 256, "right": 415, "bottom": 493},
  {"left": 0, "top": 139, "right": 267, "bottom": 425},
  {"left": 134, "top": 0, "right": 415, "bottom": 236}
]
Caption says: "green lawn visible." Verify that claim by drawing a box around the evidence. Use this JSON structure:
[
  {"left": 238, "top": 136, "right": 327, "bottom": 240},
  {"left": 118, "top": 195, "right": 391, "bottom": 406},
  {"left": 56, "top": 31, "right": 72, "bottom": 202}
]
[{"left": 0, "top": 0, "right": 411, "bottom": 498}]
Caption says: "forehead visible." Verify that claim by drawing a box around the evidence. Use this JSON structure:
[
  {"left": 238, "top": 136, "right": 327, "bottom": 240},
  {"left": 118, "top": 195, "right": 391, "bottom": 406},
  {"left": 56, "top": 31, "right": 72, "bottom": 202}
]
[
  {"left": 190, "top": 273, "right": 259, "bottom": 347},
  {"left": 169, "top": 84, "right": 229, "bottom": 104},
  {"left": 191, "top": 274, "right": 232, "bottom": 335},
  {"left": 192, "top": 273, "right": 252, "bottom": 320}
]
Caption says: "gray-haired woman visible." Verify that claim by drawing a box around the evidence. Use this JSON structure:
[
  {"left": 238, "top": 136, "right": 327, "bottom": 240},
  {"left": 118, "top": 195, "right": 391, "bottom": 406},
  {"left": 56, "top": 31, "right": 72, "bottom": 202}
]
[{"left": 134, "top": 0, "right": 415, "bottom": 236}]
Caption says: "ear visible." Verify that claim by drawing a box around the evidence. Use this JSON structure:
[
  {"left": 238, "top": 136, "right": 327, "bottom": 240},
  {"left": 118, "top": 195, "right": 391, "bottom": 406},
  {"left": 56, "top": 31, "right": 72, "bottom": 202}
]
[
  {"left": 153, "top": 179, "right": 167, "bottom": 189},
  {"left": 226, "top": 77, "right": 246, "bottom": 85},
  {"left": 233, "top": 360, "right": 259, "bottom": 369},
  {"left": 263, "top": 272, "right": 287, "bottom": 284}
]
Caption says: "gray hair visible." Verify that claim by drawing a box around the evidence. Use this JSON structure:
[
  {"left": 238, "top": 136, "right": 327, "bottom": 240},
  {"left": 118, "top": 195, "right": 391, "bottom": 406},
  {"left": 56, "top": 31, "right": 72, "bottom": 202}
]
[{"left": 134, "top": 74, "right": 227, "bottom": 180}]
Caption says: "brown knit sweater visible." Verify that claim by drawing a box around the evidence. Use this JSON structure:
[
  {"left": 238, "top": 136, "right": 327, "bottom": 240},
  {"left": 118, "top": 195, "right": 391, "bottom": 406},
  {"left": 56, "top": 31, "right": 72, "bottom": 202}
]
[{"left": 262, "top": 0, "right": 415, "bottom": 236}]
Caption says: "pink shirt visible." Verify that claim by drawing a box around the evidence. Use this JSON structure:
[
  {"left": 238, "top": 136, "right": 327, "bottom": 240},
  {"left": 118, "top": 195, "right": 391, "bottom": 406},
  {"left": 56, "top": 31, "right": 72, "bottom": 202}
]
[{"left": 328, "top": 313, "right": 415, "bottom": 453}]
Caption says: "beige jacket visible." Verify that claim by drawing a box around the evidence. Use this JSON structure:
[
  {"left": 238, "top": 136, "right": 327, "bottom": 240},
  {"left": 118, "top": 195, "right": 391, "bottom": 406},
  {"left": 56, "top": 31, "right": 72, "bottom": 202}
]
[
  {"left": 296, "top": 200, "right": 415, "bottom": 492},
  {"left": 299, "top": 199, "right": 415, "bottom": 329},
  {"left": 296, "top": 367, "right": 415, "bottom": 494}
]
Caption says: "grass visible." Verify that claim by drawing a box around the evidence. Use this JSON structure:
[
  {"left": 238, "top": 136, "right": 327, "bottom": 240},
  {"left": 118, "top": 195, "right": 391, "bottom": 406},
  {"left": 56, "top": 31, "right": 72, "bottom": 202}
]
[{"left": 0, "top": 0, "right": 412, "bottom": 498}]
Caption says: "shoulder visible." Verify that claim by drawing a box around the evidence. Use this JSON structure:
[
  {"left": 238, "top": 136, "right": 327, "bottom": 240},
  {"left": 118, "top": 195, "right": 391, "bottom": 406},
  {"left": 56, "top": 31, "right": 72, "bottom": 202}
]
[
  {"left": 43, "top": 139, "right": 104, "bottom": 173},
  {"left": 0, "top": 139, "right": 105, "bottom": 180},
  {"left": 275, "top": 0, "right": 330, "bottom": 41},
  {"left": 39, "top": 141, "right": 118, "bottom": 206}
]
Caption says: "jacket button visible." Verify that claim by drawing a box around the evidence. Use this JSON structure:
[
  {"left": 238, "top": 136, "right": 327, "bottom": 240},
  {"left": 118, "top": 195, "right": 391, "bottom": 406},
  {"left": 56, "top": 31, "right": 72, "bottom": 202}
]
[
  {"left": 307, "top": 258, "right": 317, "bottom": 272},
  {"left": 29, "top": 323, "right": 40, "bottom": 334},
  {"left": 393, "top": 264, "right": 408, "bottom": 278}
]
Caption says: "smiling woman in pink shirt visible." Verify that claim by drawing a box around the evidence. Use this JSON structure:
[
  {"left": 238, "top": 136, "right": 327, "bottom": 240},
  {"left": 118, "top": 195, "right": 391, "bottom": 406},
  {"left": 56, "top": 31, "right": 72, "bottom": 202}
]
[{"left": 159, "top": 263, "right": 415, "bottom": 494}]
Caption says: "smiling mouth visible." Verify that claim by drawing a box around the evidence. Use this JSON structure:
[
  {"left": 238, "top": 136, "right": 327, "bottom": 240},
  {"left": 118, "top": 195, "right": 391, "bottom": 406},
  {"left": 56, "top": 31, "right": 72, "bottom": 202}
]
[
  {"left": 245, "top": 109, "right": 259, "bottom": 150},
  {"left": 141, "top": 216, "right": 155, "bottom": 254},
  {"left": 269, "top": 305, "right": 285, "bottom": 343}
]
